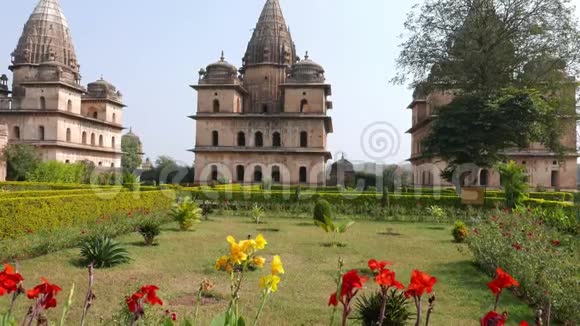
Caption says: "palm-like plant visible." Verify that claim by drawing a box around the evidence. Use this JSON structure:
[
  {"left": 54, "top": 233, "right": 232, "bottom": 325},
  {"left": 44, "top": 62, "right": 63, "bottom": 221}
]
[
  {"left": 250, "top": 204, "right": 265, "bottom": 224},
  {"left": 355, "top": 290, "right": 413, "bottom": 326},
  {"left": 313, "top": 200, "right": 355, "bottom": 246},
  {"left": 170, "top": 197, "right": 202, "bottom": 231},
  {"left": 79, "top": 236, "right": 130, "bottom": 268}
]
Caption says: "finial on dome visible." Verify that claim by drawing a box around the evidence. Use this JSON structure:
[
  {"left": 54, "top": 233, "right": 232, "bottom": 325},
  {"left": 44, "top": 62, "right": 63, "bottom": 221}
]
[
  {"left": 100, "top": 74, "right": 104, "bottom": 80},
  {"left": 220, "top": 50, "right": 225, "bottom": 62},
  {"left": 304, "top": 51, "right": 309, "bottom": 60}
]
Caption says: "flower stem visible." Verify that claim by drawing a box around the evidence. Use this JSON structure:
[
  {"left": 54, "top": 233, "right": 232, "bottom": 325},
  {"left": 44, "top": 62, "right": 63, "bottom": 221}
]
[
  {"left": 252, "top": 291, "right": 269, "bottom": 326},
  {"left": 377, "top": 287, "right": 388, "bottom": 326},
  {"left": 414, "top": 296, "right": 422, "bottom": 326},
  {"left": 493, "top": 293, "right": 500, "bottom": 311},
  {"left": 80, "top": 264, "right": 95, "bottom": 326}
]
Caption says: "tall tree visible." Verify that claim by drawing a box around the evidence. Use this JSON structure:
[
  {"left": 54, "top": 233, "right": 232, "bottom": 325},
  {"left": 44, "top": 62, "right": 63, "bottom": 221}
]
[
  {"left": 121, "top": 134, "right": 142, "bottom": 172},
  {"left": 2, "top": 144, "right": 41, "bottom": 181}
]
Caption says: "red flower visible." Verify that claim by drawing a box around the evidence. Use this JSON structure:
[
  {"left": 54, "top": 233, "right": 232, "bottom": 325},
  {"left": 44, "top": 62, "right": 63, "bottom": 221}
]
[
  {"left": 511, "top": 243, "right": 522, "bottom": 251},
  {"left": 126, "top": 285, "right": 163, "bottom": 316},
  {"left": 328, "top": 292, "right": 339, "bottom": 306},
  {"left": 520, "top": 322, "right": 529, "bottom": 326},
  {"left": 405, "top": 270, "right": 437, "bottom": 298},
  {"left": 368, "top": 259, "right": 392, "bottom": 272},
  {"left": 487, "top": 268, "right": 519, "bottom": 296},
  {"left": 473, "top": 228, "right": 479, "bottom": 235},
  {"left": 550, "top": 240, "right": 561, "bottom": 246},
  {"left": 27, "top": 277, "right": 62, "bottom": 310},
  {"left": 0, "top": 264, "right": 23, "bottom": 296},
  {"left": 480, "top": 311, "right": 507, "bottom": 326},
  {"left": 376, "top": 269, "right": 405, "bottom": 289},
  {"left": 165, "top": 309, "right": 177, "bottom": 321},
  {"left": 328, "top": 270, "right": 367, "bottom": 307}
]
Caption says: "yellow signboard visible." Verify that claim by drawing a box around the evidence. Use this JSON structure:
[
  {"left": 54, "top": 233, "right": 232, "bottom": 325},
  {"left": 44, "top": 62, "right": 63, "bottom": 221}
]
[{"left": 461, "top": 187, "right": 485, "bottom": 206}]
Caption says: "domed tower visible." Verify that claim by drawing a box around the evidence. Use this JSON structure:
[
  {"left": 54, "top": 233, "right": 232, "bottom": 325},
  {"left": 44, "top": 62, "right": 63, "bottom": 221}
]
[
  {"left": 328, "top": 155, "right": 355, "bottom": 188},
  {"left": 0, "top": 75, "right": 11, "bottom": 110},
  {"left": 0, "top": 0, "right": 124, "bottom": 168},
  {"left": 190, "top": 0, "right": 333, "bottom": 186},
  {"left": 241, "top": 0, "right": 296, "bottom": 113}
]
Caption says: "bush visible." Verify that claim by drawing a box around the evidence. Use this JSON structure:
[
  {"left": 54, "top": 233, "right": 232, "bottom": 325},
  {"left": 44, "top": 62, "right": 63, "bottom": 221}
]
[
  {"left": 452, "top": 220, "right": 469, "bottom": 243},
  {"left": 0, "top": 190, "right": 175, "bottom": 239},
  {"left": 79, "top": 236, "right": 130, "bottom": 268},
  {"left": 26, "top": 161, "right": 88, "bottom": 184},
  {"left": 355, "top": 290, "right": 412, "bottom": 326},
  {"left": 498, "top": 161, "right": 528, "bottom": 208},
  {"left": 169, "top": 197, "right": 202, "bottom": 231},
  {"left": 427, "top": 205, "right": 446, "bottom": 223},
  {"left": 138, "top": 219, "right": 161, "bottom": 246},
  {"left": 313, "top": 199, "right": 333, "bottom": 225},
  {"left": 250, "top": 204, "right": 265, "bottom": 224},
  {"left": 468, "top": 212, "right": 579, "bottom": 322}
]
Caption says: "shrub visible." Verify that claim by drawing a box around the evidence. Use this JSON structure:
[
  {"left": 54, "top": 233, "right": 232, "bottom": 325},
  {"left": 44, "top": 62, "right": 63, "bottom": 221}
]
[
  {"left": 3, "top": 144, "right": 41, "bottom": 181},
  {"left": 26, "top": 161, "right": 88, "bottom": 184},
  {"left": 169, "top": 197, "right": 202, "bottom": 231},
  {"left": 427, "top": 205, "right": 446, "bottom": 223},
  {"left": 468, "top": 212, "right": 578, "bottom": 322},
  {"left": 79, "top": 236, "right": 130, "bottom": 268},
  {"left": 354, "top": 290, "right": 412, "bottom": 326},
  {"left": 313, "top": 199, "right": 333, "bottom": 226},
  {"left": 498, "top": 161, "right": 528, "bottom": 208},
  {"left": 250, "top": 204, "right": 265, "bottom": 224},
  {"left": 0, "top": 190, "right": 174, "bottom": 239},
  {"left": 138, "top": 219, "right": 161, "bottom": 246},
  {"left": 451, "top": 220, "right": 469, "bottom": 243}
]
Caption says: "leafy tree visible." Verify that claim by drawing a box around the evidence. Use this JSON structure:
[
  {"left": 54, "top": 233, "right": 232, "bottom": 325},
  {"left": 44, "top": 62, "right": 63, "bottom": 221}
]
[
  {"left": 393, "top": 0, "right": 580, "bottom": 94},
  {"left": 140, "top": 156, "right": 193, "bottom": 185},
  {"left": 121, "top": 134, "right": 142, "bottom": 172},
  {"left": 3, "top": 144, "right": 40, "bottom": 181},
  {"left": 27, "top": 161, "right": 87, "bottom": 183}
]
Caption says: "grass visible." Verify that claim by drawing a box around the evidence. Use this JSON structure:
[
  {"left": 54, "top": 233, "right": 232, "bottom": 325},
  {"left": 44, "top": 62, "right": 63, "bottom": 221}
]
[{"left": 1, "top": 216, "right": 534, "bottom": 325}]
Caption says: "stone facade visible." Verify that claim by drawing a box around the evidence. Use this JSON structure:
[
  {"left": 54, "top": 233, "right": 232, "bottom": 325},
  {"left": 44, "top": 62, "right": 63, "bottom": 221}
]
[
  {"left": 190, "top": 0, "right": 333, "bottom": 185},
  {"left": 408, "top": 89, "right": 578, "bottom": 191},
  {"left": 0, "top": 0, "right": 124, "bottom": 169}
]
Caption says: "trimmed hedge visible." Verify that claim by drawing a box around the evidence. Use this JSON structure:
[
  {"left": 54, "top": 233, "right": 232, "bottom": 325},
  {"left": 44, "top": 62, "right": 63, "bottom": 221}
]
[
  {"left": 0, "top": 181, "right": 122, "bottom": 191},
  {"left": 0, "top": 190, "right": 175, "bottom": 239},
  {"left": 0, "top": 188, "right": 128, "bottom": 200}
]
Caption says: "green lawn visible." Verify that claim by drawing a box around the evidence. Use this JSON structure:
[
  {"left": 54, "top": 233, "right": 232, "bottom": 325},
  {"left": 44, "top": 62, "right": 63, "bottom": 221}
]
[{"left": 2, "top": 216, "right": 534, "bottom": 325}]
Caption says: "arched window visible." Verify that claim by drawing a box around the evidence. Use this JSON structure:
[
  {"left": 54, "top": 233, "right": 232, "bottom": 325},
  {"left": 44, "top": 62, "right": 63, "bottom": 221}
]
[
  {"left": 212, "top": 131, "right": 219, "bottom": 146},
  {"left": 213, "top": 99, "right": 220, "bottom": 113},
  {"left": 91, "top": 133, "right": 96, "bottom": 146},
  {"left": 254, "top": 166, "right": 263, "bottom": 183},
  {"left": 82, "top": 132, "right": 87, "bottom": 144},
  {"left": 67, "top": 100, "right": 72, "bottom": 112},
  {"left": 93, "top": 112, "right": 98, "bottom": 119},
  {"left": 237, "top": 132, "right": 246, "bottom": 146},
  {"left": 40, "top": 97, "right": 46, "bottom": 110},
  {"left": 211, "top": 165, "right": 218, "bottom": 181},
  {"left": 12, "top": 126, "right": 20, "bottom": 140},
  {"left": 272, "top": 132, "right": 281, "bottom": 147},
  {"left": 299, "top": 167, "right": 307, "bottom": 183},
  {"left": 38, "top": 126, "right": 45, "bottom": 140},
  {"left": 300, "top": 99, "right": 308, "bottom": 113},
  {"left": 255, "top": 132, "right": 263, "bottom": 147},
  {"left": 262, "top": 104, "right": 268, "bottom": 113},
  {"left": 422, "top": 171, "right": 427, "bottom": 185},
  {"left": 112, "top": 113, "right": 116, "bottom": 123},
  {"left": 236, "top": 165, "right": 245, "bottom": 183},
  {"left": 99, "top": 135, "right": 104, "bottom": 147},
  {"left": 111, "top": 163, "right": 115, "bottom": 168},
  {"left": 98, "top": 162, "right": 103, "bottom": 167},
  {"left": 271, "top": 166, "right": 281, "bottom": 183},
  {"left": 551, "top": 171, "right": 559, "bottom": 188},
  {"left": 112, "top": 137, "right": 116, "bottom": 148},
  {"left": 300, "top": 131, "right": 308, "bottom": 148},
  {"left": 66, "top": 128, "right": 71, "bottom": 142},
  {"left": 480, "top": 169, "right": 489, "bottom": 186}
]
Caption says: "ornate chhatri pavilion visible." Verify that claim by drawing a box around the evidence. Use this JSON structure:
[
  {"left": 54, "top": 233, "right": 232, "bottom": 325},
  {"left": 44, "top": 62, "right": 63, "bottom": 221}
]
[
  {"left": 190, "top": 0, "right": 334, "bottom": 185},
  {"left": 0, "top": 0, "right": 125, "bottom": 168}
]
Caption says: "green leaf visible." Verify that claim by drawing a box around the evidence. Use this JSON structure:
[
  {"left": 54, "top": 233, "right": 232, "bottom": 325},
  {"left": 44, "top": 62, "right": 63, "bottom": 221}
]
[
  {"left": 337, "top": 220, "right": 355, "bottom": 233},
  {"left": 210, "top": 312, "right": 227, "bottom": 326},
  {"left": 236, "top": 316, "right": 246, "bottom": 326}
]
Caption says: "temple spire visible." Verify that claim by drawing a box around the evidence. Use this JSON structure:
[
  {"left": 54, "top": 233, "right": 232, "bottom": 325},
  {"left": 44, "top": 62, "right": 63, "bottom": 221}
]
[
  {"left": 11, "top": 0, "right": 79, "bottom": 71},
  {"left": 243, "top": 0, "right": 296, "bottom": 67}
]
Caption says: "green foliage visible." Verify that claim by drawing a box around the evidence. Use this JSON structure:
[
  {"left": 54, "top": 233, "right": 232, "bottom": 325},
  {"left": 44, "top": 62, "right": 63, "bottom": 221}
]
[
  {"left": 468, "top": 211, "right": 578, "bottom": 322},
  {"left": 123, "top": 173, "right": 140, "bottom": 192},
  {"left": 169, "top": 197, "right": 202, "bottom": 231},
  {"left": 79, "top": 235, "right": 130, "bottom": 268},
  {"left": 250, "top": 204, "right": 265, "bottom": 224},
  {"left": 0, "top": 190, "right": 174, "bottom": 239},
  {"left": 138, "top": 219, "right": 162, "bottom": 246},
  {"left": 121, "top": 133, "right": 142, "bottom": 172},
  {"left": 498, "top": 161, "right": 528, "bottom": 208},
  {"left": 3, "top": 144, "right": 41, "bottom": 181},
  {"left": 451, "top": 220, "right": 469, "bottom": 243},
  {"left": 313, "top": 199, "right": 333, "bottom": 228},
  {"left": 427, "top": 205, "right": 446, "bottom": 223},
  {"left": 354, "top": 290, "right": 412, "bottom": 326},
  {"left": 26, "top": 160, "right": 88, "bottom": 184}
]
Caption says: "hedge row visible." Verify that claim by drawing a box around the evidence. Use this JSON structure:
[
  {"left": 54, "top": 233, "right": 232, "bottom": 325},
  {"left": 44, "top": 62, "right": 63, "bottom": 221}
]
[
  {"left": 0, "top": 181, "right": 122, "bottom": 191},
  {"left": 0, "top": 190, "right": 176, "bottom": 239}
]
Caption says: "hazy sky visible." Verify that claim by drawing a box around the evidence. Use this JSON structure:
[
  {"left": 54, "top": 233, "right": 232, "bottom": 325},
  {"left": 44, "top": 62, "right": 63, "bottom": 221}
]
[{"left": 1, "top": 0, "right": 578, "bottom": 167}]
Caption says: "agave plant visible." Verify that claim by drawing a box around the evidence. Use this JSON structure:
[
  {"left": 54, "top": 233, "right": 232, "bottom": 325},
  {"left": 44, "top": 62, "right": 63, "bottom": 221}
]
[
  {"left": 250, "top": 204, "right": 265, "bottom": 224},
  {"left": 137, "top": 219, "right": 161, "bottom": 246},
  {"left": 169, "top": 197, "right": 202, "bottom": 231},
  {"left": 355, "top": 290, "right": 413, "bottom": 326},
  {"left": 79, "top": 236, "right": 130, "bottom": 268}
]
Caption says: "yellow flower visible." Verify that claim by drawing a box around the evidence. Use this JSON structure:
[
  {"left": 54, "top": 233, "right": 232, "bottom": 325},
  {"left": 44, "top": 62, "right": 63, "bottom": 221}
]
[
  {"left": 239, "top": 239, "right": 255, "bottom": 253},
  {"left": 253, "top": 256, "right": 266, "bottom": 268},
  {"left": 271, "top": 255, "right": 285, "bottom": 275},
  {"left": 259, "top": 275, "right": 281, "bottom": 292},
  {"left": 255, "top": 234, "right": 267, "bottom": 250},
  {"left": 226, "top": 235, "right": 236, "bottom": 245},
  {"left": 215, "top": 256, "right": 230, "bottom": 271},
  {"left": 229, "top": 241, "right": 248, "bottom": 264}
]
